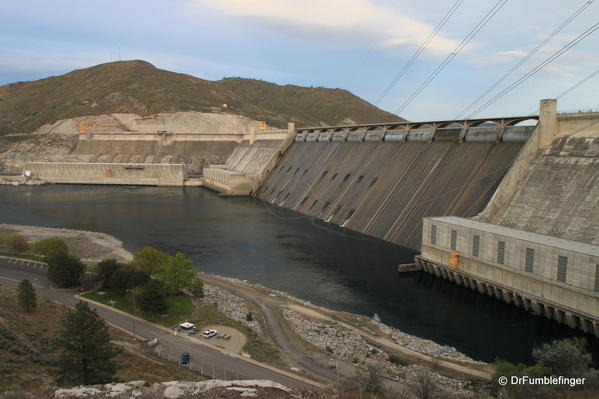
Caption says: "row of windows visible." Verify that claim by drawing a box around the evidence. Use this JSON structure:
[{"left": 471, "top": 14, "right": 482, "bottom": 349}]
[{"left": 430, "top": 224, "right": 599, "bottom": 291}]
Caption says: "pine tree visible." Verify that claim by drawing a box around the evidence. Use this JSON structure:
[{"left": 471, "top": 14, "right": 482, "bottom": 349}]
[
  {"left": 55, "top": 301, "right": 118, "bottom": 386},
  {"left": 17, "top": 279, "right": 36, "bottom": 312}
]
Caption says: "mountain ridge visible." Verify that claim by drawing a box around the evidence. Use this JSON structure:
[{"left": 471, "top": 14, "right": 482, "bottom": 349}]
[{"left": 0, "top": 60, "right": 402, "bottom": 134}]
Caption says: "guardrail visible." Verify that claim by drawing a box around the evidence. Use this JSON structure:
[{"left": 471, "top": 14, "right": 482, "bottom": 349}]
[{"left": 0, "top": 255, "right": 48, "bottom": 273}]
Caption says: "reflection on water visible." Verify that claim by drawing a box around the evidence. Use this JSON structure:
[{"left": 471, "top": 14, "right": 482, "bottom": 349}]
[{"left": 0, "top": 185, "right": 596, "bottom": 363}]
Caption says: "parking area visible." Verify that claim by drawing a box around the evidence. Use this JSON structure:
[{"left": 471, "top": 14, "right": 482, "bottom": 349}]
[{"left": 197, "top": 325, "right": 247, "bottom": 354}]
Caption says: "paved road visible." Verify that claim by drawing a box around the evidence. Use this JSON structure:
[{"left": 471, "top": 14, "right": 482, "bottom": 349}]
[{"left": 0, "top": 260, "right": 320, "bottom": 391}]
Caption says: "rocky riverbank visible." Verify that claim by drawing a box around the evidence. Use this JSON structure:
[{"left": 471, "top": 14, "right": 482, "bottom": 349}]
[{"left": 203, "top": 284, "right": 263, "bottom": 335}]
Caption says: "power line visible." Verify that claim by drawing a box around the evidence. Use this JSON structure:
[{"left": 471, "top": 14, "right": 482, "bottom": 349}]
[
  {"left": 374, "top": 0, "right": 465, "bottom": 106},
  {"left": 556, "top": 66, "right": 599, "bottom": 99},
  {"left": 394, "top": 0, "right": 509, "bottom": 116},
  {"left": 464, "top": 21, "right": 599, "bottom": 119},
  {"left": 455, "top": 0, "right": 595, "bottom": 119}
]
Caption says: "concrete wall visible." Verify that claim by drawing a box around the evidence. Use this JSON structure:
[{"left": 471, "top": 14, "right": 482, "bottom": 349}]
[
  {"left": 419, "top": 216, "right": 599, "bottom": 334},
  {"left": 202, "top": 125, "right": 295, "bottom": 196},
  {"left": 257, "top": 137, "right": 526, "bottom": 250},
  {"left": 74, "top": 130, "right": 289, "bottom": 175},
  {"left": 24, "top": 162, "right": 186, "bottom": 186},
  {"left": 479, "top": 100, "right": 599, "bottom": 228},
  {"left": 483, "top": 135, "right": 599, "bottom": 245}
]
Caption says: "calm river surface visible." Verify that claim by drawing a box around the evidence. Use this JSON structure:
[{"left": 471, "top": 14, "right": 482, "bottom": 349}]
[{"left": 1, "top": 185, "right": 596, "bottom": 363}]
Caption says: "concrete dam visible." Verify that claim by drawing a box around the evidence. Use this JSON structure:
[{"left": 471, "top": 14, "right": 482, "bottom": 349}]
[
  {"left": 256, "top": 121, "right": 534, "bottom": 250},
  {"left": 13, "top": 98, "right": 599, "bottom": 337}
]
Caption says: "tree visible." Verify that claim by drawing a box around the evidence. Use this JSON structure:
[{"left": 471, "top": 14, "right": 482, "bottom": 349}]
[
  {"left": 80, "top": 272, "right": 102, "bottom": 291},
  {"left": 532, "top": 337, "right": 592, "bottom": 377},
  {"left": 108, "top": 266, "right": 149, "bottom": 292},
  {"left": 155, "top": 252, "right": 203, "bottom": 296},
  {"left": 55, "top": 301, "right": 117, "bottom": 386},
  {"left": 17, "top": 279, "right": 36, "bottom": 312},
  {"left": 32, "top": 238, "right": 68, "bottom": 258},
  {"left": 136, "top": 279, "right": 168, "bottom": 315},
  {"left": 47, "top": 252, "right": 85, "bottom": 288},
  {"left": 131, "top": 246, "right": 168, "bottom": 275},
  {"left": 2, "top": 232, "right": 30, "bottom": 253},
  {"left": 493, "top": 337, "right": 599, "bottom": 399},
  {"left": 95, "top": 259, "right": 121, "bottom": 288}
]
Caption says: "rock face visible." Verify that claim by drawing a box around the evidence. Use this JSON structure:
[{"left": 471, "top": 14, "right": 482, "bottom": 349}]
[
  {"left": 35, "top": 112, "right": 265, "bottom": 136},
  {"left": 54, "top": 379, "right": 306, "bottom": 399},
  {"left": 0, "top": 134, "right": 78, "bottom": 173}
]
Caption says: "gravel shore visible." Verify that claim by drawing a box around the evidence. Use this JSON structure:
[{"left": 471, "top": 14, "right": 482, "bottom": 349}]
[{"left": 0, "top": 223, "right": 133, "bottom": 263}]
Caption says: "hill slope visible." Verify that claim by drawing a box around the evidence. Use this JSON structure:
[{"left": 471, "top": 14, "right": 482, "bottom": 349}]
[{"left": 0, "top": 60, "right": 401, "bottom": 134}]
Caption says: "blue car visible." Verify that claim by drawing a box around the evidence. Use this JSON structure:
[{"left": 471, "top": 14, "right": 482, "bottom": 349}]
[{"left": 180, "top": 352, "right": 190, "bottom": 365}]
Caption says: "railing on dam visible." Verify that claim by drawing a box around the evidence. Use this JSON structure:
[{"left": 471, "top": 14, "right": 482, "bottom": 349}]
[{"left": 295, "top": 125, "right": 536, "bottom": 143}]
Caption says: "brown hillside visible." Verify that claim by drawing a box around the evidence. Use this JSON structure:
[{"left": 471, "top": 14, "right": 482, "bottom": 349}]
[{"left": 0, "top": 60, "right": 402, "bottom": 134}]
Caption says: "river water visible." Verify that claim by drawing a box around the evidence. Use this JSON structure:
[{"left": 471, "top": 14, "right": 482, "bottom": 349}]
[{"left": 1, "top": 185, "right": 596, "bottom": 363}]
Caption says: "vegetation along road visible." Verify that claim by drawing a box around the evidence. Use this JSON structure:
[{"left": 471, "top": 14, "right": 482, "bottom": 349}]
[{"left": 0, "top": 257, "right": 321, "bottom": 391}]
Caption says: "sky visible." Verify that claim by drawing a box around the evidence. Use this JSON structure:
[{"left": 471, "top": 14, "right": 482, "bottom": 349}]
[{"left": 1, "top": 0, "right": 598, "bottom": 121}]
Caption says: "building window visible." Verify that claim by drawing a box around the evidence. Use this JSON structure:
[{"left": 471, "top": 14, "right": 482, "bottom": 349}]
[
  {"left": 322, "top": 201, "right": 330, "bottom": 210},
  {"left": 331, "top": 173, "right": 338, "bottom": 181},
  {"left": 525, "top": 248, "right": 535, "bottom": 273},
  {"left": 497, "top": 241, "right": 505, "bottom": 265},
  {"left": 472, "top": 235, "right": 480, "bottom": 257},
  {"left": 356, "top": 175, "right": 364, "bottom": 184},
  {"left": 595, "top": 265, "right": 599, "bottom": 292},
  {"left": 300, "top": 196, "right": 309, "bottom": 206},
  {"left": 302, "top": 169, "right": 308, "bottom": 176},
  {"left": 342, "top": 173, "right": 351, "bottom": 183},
  {"left": 309, "top": 200, "right": 318, "bottom": 211},
  {"left": 557, "top": 256, "right": 568, "bottom": 283},
  {"left": 450, "top": 230, "right": 457, "bottom": 250},
  {"left": 369, "top": 177, "right": 378, "bottom": 188},
  {"left": 430, "top": 225, "right": 437, "bottom": 245},
  {"left": 320, "top": 171, "right": 328, "bottom": 180}
]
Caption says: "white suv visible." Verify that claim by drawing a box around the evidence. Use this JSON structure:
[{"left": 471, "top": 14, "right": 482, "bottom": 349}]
[{"left": 202, "top": 329, "right": 218, "bottom": 338}]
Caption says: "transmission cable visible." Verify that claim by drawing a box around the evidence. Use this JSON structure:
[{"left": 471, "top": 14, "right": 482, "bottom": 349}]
[
  {"left": 374, "top": 0, "right": 465, "bottom": 106},
  {"left": 464, "top": 21, "right": 599, "bottom": 119},
  {"left": 556, "top": 66, "right": 599, "bottom": 99},
  {"left": 455, "top": 0, "right": 595, "bottom": 119},
  {"left": 394, "top": 0, "right": 509, "bottom": 115}
]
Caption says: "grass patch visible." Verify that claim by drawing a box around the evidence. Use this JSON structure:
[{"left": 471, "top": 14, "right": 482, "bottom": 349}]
[
  {"left": 159, "top": 296, "right": 196, "bottom": 327},
  {"left": 82, "top": 290, "right": 194, "bottom": 327},
  {"left": 83, "top": 290, "right": 134, "bottom": 314}
]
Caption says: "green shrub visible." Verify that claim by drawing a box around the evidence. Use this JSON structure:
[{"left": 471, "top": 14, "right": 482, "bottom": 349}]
[
  {"left": 32, "top": 238, "right": 68, "bottom": 257},
  {"left": 2, "top": 233, "right": 29, "bottom": 253}
]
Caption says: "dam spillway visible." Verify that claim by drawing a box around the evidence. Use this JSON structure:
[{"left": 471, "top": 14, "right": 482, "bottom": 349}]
[{"left": 256, "top": 126, "right": 532, "bottom": 250}]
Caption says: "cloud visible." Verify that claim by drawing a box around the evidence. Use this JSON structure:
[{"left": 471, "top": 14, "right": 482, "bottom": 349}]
[
  {"left": 190, "top": 0, "right": 460, "bottom": 55},
  {"left": 496, "top": 50, "right": 528, "bottom": 57}
]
